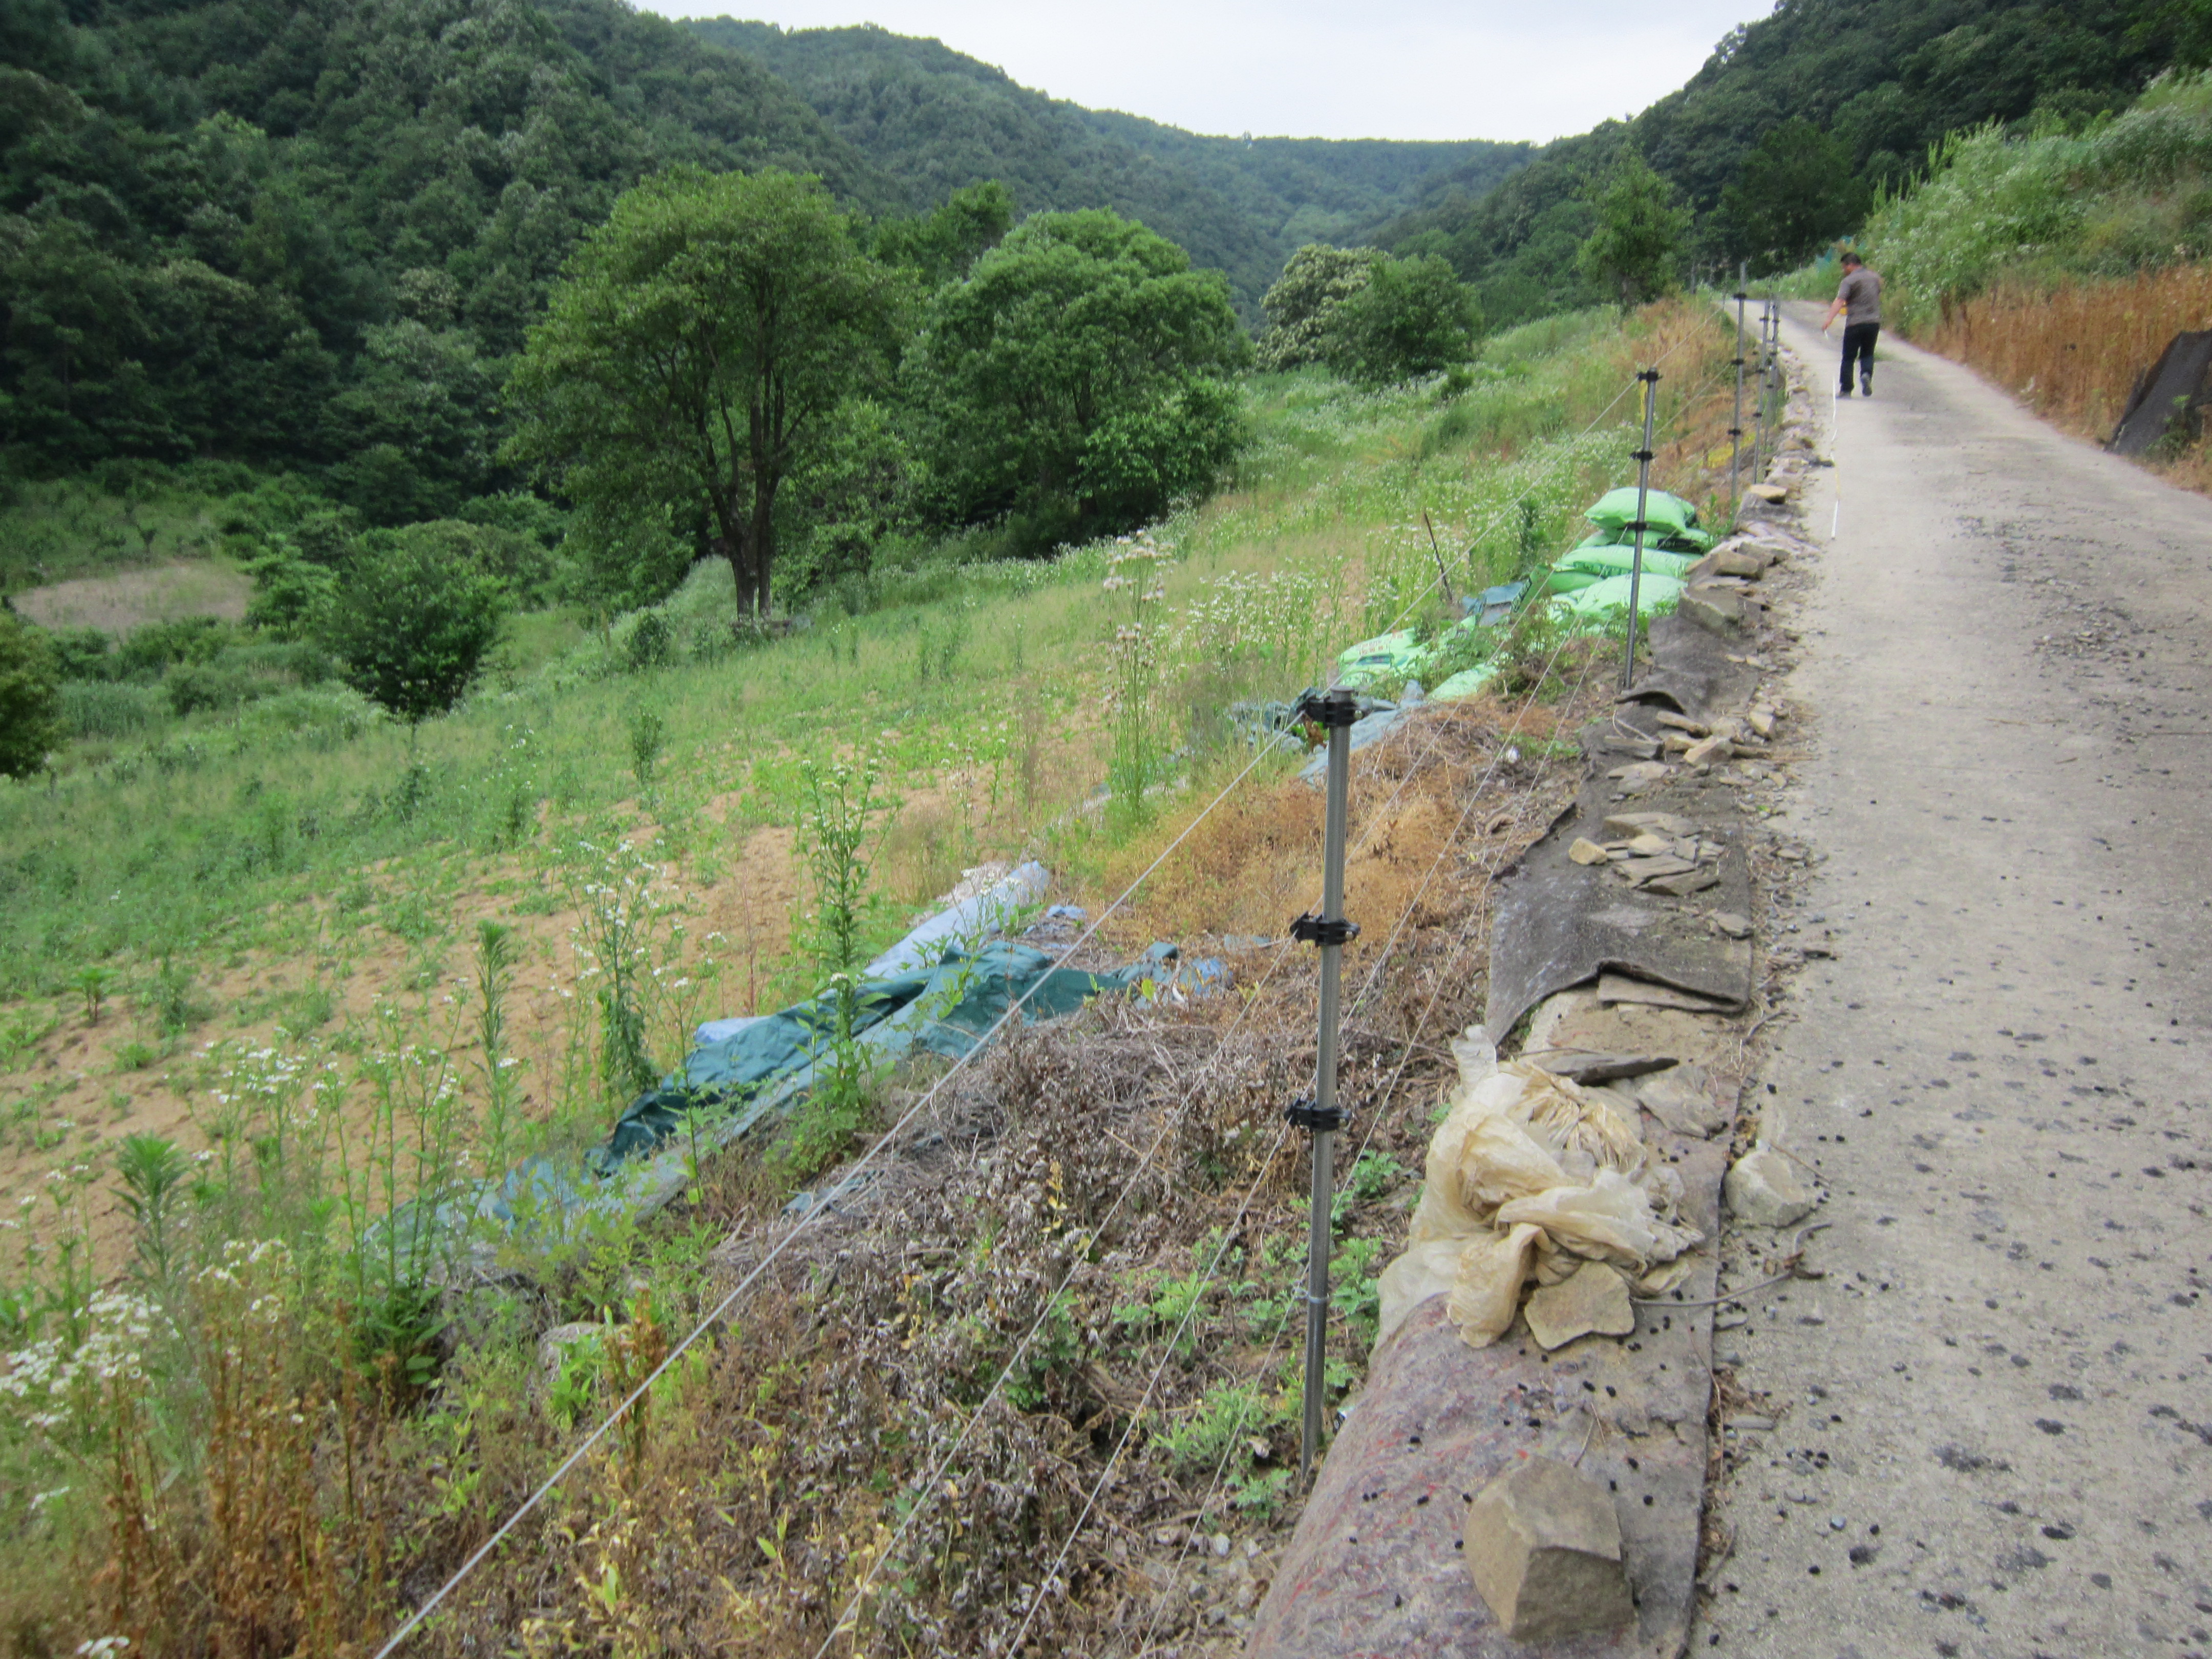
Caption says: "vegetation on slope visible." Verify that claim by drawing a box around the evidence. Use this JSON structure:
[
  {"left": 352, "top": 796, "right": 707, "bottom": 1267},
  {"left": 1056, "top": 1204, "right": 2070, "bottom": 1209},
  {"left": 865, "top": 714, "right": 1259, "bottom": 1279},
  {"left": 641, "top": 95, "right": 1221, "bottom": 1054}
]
[
  {"left": 0, "top": 301, "right": 1741, "bottom": 1656},
  {"left": 685, "top": 17, "right": 1533, "bottom": 319},
  {"left": 1798, "top": 68, "right": 2212, "bottom": 489},
  {"left": 1378, "top": 0, "right": 2187, "bottom": 323}
]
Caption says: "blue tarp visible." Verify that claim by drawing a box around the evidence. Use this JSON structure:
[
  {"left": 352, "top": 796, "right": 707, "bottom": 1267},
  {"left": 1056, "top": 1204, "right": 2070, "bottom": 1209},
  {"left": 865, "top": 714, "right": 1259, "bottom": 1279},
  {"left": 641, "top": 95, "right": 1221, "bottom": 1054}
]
[{"left": 591, "top": 940, "right": 1167, "bottom": 1168}]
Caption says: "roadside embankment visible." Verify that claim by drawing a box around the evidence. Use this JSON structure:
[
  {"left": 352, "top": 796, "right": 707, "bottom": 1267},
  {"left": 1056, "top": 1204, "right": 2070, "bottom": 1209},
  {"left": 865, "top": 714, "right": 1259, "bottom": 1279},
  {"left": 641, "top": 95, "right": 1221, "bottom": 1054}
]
[{"left": 1244, "top": 338, "right": 1833, "bottom": 1659}]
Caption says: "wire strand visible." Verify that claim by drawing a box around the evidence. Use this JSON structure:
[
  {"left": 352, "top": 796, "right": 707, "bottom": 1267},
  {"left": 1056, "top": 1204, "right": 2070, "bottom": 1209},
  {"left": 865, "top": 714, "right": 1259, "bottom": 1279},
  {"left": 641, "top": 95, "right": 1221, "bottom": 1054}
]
[{"left": 373, "top": 322, "right": 1723, "bottom": 1655}]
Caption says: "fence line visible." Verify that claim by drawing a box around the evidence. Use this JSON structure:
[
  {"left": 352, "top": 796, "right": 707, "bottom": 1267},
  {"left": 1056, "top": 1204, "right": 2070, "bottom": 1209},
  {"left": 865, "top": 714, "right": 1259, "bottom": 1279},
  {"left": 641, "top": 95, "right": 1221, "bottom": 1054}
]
[{"left": 372, "top": 326, "right": 1722, "bottom": 1655}]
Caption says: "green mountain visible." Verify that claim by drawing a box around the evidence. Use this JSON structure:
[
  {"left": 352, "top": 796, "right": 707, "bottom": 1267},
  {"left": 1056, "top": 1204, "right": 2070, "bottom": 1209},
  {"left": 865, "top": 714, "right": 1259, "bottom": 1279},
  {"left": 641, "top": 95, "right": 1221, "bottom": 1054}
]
[
  {"left": 684, "top": 18, "right": 1533, "bottom": 318},
  {"left": 1379, "top": 0, "right": 2180, "bottom": 324},
  {"left": 0, "top": 0, "right": 903, "bottom": 487}
]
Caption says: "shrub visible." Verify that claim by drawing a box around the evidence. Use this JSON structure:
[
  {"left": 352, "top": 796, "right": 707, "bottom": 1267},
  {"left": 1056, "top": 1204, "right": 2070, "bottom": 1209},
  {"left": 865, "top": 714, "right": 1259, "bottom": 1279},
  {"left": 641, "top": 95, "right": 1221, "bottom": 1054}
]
[
  {"left": 0, "top": 614, "right": 62, "bottom": 778},
  {"left": 60, "top": 678, "right": 164, "bottom": 739},
  {"left": 1323, "top": 253, "right": 1482, "bottom": 385},
  {"left": 319, "top": 524, "right": 508, "bottom": 720}
]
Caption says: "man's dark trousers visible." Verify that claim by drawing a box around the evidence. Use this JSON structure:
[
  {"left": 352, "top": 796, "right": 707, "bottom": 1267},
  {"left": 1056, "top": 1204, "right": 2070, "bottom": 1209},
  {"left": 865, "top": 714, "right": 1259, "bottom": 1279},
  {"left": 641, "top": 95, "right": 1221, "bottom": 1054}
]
[{"left": 1839, "top": 322, "right": 1879, "bottom": 394}]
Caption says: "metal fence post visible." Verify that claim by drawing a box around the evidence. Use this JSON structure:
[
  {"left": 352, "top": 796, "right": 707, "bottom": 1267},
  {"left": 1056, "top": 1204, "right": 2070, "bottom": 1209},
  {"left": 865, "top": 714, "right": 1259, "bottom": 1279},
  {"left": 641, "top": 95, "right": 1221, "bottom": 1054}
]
[
  {"left": 1287, "top": 686, "right": 1358, "bottom": 1483},
  {"left": 1621, "top": 369, "right": 1661, "bottom": 690},
  {"left": 1730, "top": 272, "right": 1748, "bottom": 526}
]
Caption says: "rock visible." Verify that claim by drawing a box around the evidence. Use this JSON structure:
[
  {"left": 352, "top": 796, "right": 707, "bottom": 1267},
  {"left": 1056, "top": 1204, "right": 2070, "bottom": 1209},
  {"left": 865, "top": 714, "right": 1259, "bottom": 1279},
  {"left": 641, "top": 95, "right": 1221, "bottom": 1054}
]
[
  {"left": 1568, "top": 837, "right": 1610, "bottom": 866},
  {"left": 1646, "top": 866, "right": 1720, "bottom": 897},
  {"left": 1711, "top": 546, "right": 1772, "bottom": 579},
  {"left": 1725, "top": 1144, "right": 1817, "bottom": 1227},
  {"left": 1613, "top": 853, "right": 1698, "bottom": 884},
  {"left": 1682, "top": 586, "right": 1748, "bottom": 636},
  {"left": 1635, "top": 1063, "right": 1731, "bottom": 1136},
  {"left": 1525, "top": 1262, "right": 1637, "bottom": 1350},
  {"left": 1660, "top": 730, "right": 1696, "bottom": 754},
  {"left": 1653, "top": 710, "right": 1707, "bottom": 735},
  {"left": 1683, "top": 733, "right": 1734, "bottom": 768},
  {"left": 1624, "top": 832, "right": 1675, "bottom": 856},
  {"left": 1597, "top": 972, "right": 1733, "bottom": 1013},
  {"left": 1463, "top": 1458, "right": 1636, "bottom": 1643},
  {"left": 1746, "top": 482, "right": 1788, "bottom": 503},
  {"left": 1605, "top": 811, "right": 1697, "bottom": 839},
  {"left": 1746, "top": 706, "right": 1777, "bottom": 739},
  {"left": 1607, "top": 760, "right": 1672, "bottom": 791},
  {"left": 1709, "top": 910, "right": 1753, "bottom": 939}
]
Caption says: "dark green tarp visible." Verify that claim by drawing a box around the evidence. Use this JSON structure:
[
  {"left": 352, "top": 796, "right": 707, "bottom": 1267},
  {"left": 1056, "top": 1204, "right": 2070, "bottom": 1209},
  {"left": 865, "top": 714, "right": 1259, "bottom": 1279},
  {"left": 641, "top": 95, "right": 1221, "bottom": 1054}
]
[{"left": 589, "top": 942, "right": 1167, "bottom": 1169}]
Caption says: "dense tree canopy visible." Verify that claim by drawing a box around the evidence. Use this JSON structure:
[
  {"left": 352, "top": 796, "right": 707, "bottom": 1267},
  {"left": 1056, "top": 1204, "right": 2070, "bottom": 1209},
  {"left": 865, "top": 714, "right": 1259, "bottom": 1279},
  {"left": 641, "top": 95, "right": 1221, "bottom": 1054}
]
[
  {"left": 507, "top": 168, "right": 911, "bottom": 615},
  {"left": 908, "top": 210, "right": 1248, "bottom": 552},
  {"left": 0, "top": 613, "right": 62, "bottom": 779},
  {"left": 1577, "top": 154, "right": 1692, "bottom": 308},
  {"left": 1256, "top": 245, "right": 1384, "bottom": 372},
  {"left": 318, "top": 522, "right": 508, "bottom": 720},
  {"left": 1719, "top": 122, "right": 1873, "bottom": 276},
  {"left": 1377, "top": 0, "right": 2184, "bottom": 325},
  {"left": 688, "top": 18, "right": 1533, "bottom": 320},
  {"left": 1323, "top": 254, "right": 1480, "bottom": 385}
]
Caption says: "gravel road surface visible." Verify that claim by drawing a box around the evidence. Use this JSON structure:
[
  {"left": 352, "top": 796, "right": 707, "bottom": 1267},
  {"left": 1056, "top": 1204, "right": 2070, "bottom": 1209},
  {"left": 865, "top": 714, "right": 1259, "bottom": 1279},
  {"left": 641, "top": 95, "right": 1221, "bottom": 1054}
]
[{"left": 1694, "top": 306, "right": 2212, "bottom": 1656}]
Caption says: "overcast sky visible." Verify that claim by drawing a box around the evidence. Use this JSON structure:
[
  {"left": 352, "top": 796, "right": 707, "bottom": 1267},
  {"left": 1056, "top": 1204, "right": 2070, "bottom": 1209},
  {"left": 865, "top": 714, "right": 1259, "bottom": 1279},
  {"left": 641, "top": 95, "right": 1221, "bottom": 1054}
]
[{"left": 643, "top": 0, "right": 1772, "bottom": 142}]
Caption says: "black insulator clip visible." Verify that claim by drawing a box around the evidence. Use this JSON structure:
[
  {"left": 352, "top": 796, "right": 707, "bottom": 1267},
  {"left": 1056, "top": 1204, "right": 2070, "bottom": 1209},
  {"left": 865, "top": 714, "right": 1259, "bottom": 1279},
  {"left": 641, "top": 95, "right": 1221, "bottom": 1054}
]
[
  {"left": 1289, "top": 912, "right": 1359, "bottom": 947},
  {"left": 1291, "top": 687, "right": 1361, "bottom": 729},
  {"left": 1284, "top": 1096, "right": 1347, "bottom": 1133}
]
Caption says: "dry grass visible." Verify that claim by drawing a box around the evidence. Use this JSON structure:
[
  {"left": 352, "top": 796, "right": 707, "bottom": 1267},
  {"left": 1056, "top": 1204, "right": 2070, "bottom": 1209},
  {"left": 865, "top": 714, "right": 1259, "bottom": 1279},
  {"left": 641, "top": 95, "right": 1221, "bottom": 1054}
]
[
  {"left": 1919, "top": 264, "right": 2212, "bottom": 488},
  {"left": 399, "top": 674, "right": 1617, "bottom": 1659},
  {"left": 10, "top": 559, "right": 251, "bottom": 633}
]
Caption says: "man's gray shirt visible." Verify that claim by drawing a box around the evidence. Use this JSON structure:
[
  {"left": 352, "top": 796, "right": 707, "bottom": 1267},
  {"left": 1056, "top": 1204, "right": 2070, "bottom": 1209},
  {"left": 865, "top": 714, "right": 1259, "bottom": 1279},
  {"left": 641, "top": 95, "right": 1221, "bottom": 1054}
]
[{"left": 1839, "top": 267, "right": 1882, "bottom": 325}]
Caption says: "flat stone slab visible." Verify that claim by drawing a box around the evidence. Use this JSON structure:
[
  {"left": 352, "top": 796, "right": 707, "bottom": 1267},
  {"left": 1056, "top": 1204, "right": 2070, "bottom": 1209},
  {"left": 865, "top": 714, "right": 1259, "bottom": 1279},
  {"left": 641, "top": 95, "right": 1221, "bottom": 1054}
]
[
  {"left": 1244, "top": 1135, "right": 1725, "bottom": 1658},
  {"left": 1486, "top": 758, "right": 1753, "bottom": 1037}
]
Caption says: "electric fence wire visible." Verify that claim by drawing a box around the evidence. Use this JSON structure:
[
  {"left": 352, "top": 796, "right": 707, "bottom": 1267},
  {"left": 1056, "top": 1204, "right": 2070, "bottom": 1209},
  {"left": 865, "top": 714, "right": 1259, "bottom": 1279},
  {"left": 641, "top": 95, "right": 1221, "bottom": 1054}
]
[
  {"left": 1002, "top": 623, "right": 1617, "bottom": 1657},
  {"left": 1123, "top": 623, "right": 1616, "bottom": 1658},
  {"left": 807, "top": 336, "right": 1721, "bottom": 1650},
  {"left": 373, "top": 329, "right": 1718, "bottom": 1657},
  {"left": 1110, "top": 338, "right": 1737, "bottom": 1645}
]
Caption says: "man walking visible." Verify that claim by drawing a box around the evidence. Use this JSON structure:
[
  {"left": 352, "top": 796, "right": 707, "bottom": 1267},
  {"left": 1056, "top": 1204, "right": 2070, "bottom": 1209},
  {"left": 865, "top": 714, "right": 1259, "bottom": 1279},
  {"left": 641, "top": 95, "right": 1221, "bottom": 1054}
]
[{"left": 1822, "top": 250, "right": 1882, "bottom": 397}]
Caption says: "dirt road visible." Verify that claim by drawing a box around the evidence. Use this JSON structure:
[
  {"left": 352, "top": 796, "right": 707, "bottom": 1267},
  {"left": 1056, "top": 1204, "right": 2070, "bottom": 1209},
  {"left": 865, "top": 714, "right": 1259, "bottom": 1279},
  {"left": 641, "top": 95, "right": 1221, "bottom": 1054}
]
[{"left": 1695, "top": 308, "right": 2212, "bottom": 1655}]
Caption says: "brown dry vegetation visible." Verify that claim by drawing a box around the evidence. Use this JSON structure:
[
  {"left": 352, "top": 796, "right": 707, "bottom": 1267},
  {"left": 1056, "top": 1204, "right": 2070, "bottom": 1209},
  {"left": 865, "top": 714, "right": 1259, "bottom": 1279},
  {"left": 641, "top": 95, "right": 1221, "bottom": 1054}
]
[
  {"left": 11, "top": 559, "right": 251, "bottom": 633},
  {"left": 386, "top": 680, "right": 1613, "bottom": 1659},
  {"left": 0, "top": 299, "right": 1747, "bottom": 1658},
  {"left": 1918, "top": 263, "right": 2212, "bottom": 491}
]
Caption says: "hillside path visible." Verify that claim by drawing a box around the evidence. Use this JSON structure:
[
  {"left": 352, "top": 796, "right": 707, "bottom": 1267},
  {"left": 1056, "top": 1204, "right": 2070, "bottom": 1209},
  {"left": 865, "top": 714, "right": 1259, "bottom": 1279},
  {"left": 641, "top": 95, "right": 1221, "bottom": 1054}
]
[{"left": 1693, "top": 305, "right": 2212, "bottom": 1655}]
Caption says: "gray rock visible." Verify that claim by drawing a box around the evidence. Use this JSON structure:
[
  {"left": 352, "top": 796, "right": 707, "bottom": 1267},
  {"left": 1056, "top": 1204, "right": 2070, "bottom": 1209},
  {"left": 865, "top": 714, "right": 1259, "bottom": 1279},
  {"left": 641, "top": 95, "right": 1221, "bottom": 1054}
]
[
  {"left": 1463, "top": 1457, "right": 1636, "bottom": 1642},
  {"left": 1636, "top": 1063, "right": 1732, "bottom": 1137},
  {"left": 1682, "top": 586, "right": 1750, "bottom": 635},
  {"left": 1604, "top": 810, "right": 1699, "bottom": 840},
  {"left": 1526, "top": 1262, "right": 1637, "bottom": 1350},
  {"left": 1725, "top": 1145, "right": 1817, "bottom": 1227},
  {"left": 1647, "top": 866, "right": 1721, "bottom": 897}
]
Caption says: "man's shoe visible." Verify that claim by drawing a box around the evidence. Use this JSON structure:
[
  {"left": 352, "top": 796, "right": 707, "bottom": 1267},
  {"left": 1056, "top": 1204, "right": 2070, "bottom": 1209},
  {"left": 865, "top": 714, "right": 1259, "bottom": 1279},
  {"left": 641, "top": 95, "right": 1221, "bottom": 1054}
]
[{"left": 1838, "top": 387, "right": 1853, "bottom": 397}]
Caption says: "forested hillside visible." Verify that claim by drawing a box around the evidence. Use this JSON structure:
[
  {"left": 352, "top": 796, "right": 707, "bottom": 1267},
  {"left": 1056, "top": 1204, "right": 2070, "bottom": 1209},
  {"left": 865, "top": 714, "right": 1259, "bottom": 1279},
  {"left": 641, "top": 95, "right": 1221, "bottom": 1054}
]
[
  {"left": 0, "top": 0, "right": 922, "bottom": 487},
  {"left": 1380, "top": 0, "right": 2185, "bottom": 323},
  {"left": 686, "top": 18, "right": 1532, "bottom": 315}
]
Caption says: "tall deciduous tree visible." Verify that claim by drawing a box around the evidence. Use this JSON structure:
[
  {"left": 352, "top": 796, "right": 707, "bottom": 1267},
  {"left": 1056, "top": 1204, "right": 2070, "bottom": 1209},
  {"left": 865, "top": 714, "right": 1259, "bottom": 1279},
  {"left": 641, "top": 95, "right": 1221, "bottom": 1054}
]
[
  {"left": 1575, "top": 152, "right": 1692, "bottom": 309},
  {"left": 1323, "top": 253, "right": 1481, "bottom": 384},
  {"left": 0, "top": 614, "right": 62, "bottom": 780},
  {"left": 506, "top": 167, "right": 909, "bottom": 615},
  {"left": 1720, "top": 121, "right": 1873, "bottom": 274},
  {"left": 1256, "top": 244, "right": 1384, "bottom": 371},
  {"left": 909, "top": 208, "right": 1248, "bottom": 553}
]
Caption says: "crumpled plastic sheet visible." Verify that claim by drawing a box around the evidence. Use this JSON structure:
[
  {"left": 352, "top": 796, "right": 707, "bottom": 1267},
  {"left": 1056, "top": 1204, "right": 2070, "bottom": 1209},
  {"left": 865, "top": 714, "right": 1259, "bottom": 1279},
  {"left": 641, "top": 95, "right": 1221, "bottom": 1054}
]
[{"left": 1375, "top": 1026, "right": 1703, "bottom": 1351}]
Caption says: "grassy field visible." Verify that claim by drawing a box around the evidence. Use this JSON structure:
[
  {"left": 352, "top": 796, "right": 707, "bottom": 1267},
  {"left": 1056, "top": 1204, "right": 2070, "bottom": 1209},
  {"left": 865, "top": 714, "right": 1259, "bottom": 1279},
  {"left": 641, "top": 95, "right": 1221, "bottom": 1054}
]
[{"left": 0, "top": 298, "right": 1739, "bottom": 1656}]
